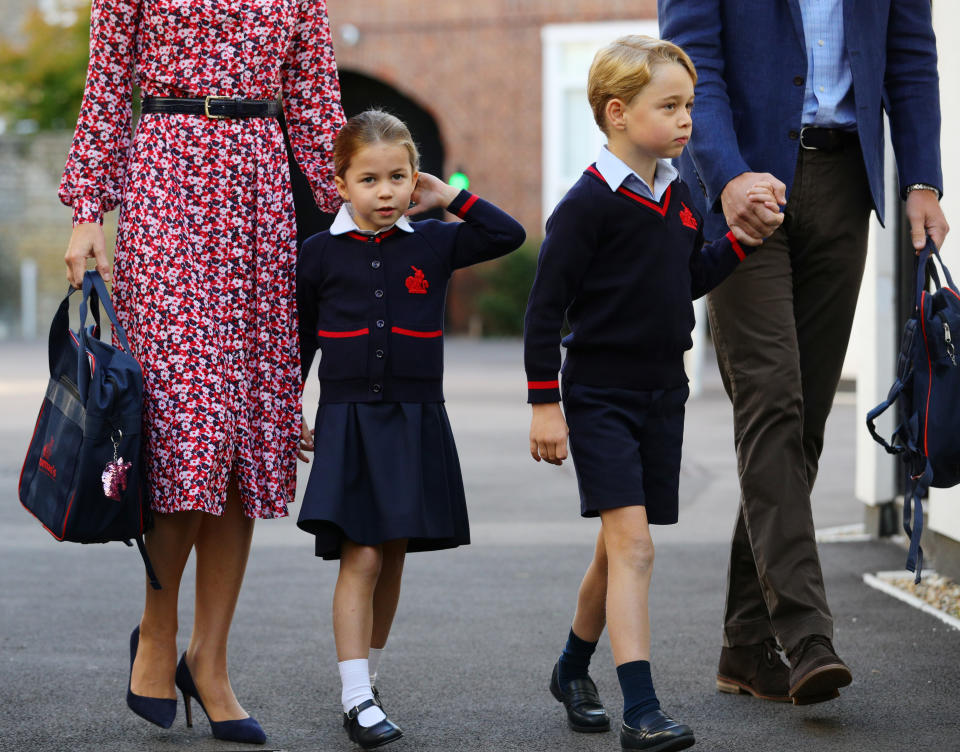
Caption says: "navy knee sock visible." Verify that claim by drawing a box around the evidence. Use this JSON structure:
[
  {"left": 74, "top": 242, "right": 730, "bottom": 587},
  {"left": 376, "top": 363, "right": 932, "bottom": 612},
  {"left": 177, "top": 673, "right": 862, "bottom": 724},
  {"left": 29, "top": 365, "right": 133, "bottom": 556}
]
[
  {"left": 557, "top": 628, "right": 598, "bottom": 687},
  {"left": 617, "top": 660, "right": 660, "bottom": 728}
]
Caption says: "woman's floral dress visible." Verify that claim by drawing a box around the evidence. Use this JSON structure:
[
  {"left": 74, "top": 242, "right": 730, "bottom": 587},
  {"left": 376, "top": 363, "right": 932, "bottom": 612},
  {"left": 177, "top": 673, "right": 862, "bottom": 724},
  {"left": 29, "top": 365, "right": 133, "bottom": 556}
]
[{"left": 58, "top": 0, "right": 345, "bottom": 518}]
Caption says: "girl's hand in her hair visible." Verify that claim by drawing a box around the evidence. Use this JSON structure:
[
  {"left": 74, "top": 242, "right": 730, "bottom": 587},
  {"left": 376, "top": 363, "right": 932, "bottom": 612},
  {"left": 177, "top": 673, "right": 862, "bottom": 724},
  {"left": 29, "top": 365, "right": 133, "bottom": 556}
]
[
  {"left": 407, "top": 172, "right": 460, "bottom": 216},
  {"left": 65, "top": 222, "right": 111, "bottom": 289}
]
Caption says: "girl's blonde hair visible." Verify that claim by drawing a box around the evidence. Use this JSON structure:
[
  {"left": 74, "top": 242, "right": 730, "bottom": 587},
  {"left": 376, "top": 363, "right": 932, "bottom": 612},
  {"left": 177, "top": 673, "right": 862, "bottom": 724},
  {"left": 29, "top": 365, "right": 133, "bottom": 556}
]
[
  {"left": 588, "top": 35, "right": 697, "bottom": 134},
  {"left": 333, "top": 109, "right": 421, "bottom": 177}
]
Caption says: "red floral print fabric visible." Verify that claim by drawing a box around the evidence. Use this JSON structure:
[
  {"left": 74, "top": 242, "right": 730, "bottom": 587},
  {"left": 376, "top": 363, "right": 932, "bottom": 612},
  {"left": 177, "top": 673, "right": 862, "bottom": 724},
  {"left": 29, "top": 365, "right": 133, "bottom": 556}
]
[{"left": 58, "top": 0, "right": 345, "bottom": 518}]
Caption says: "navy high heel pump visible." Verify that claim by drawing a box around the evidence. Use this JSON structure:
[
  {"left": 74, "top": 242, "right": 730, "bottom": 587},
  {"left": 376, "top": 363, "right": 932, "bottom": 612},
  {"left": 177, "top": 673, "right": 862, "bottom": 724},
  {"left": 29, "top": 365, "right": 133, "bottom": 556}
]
[
  {"left": 126, "top": 627, "right": 177, "bottom": 728},
  {"left": 174, "top": 653, "right": 266, "bottom": 745}
]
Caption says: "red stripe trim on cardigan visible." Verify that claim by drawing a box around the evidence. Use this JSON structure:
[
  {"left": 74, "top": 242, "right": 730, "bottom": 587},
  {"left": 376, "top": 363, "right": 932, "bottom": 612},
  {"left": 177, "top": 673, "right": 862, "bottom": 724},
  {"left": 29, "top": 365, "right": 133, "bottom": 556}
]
[
  {"left": 725, "top": 230, "right": 746, "bottom": 261},
  {"left": 317, "top": 328, "right": 370, "bottom": 338},
  {"left": 391, "top": 327, "right": 442, "bottom": 338},
  {"left": 585, "top": 165, "right": 671, "bottom": 216},
  {"left": 454, "top": 193, "right": 479, "bottom": 217},
  {"left": 528, "top": 380, "right": 560, "bottom": 389},
  {"left": 345, "top": 227, "right": 399, "bottom": 243}
]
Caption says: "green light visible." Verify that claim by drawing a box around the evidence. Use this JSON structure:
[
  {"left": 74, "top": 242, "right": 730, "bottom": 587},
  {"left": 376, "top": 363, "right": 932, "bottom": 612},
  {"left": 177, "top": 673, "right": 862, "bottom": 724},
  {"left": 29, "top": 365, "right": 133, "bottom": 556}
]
[{"left": 448, "top": 171, "right": 470, "bottom": 191}]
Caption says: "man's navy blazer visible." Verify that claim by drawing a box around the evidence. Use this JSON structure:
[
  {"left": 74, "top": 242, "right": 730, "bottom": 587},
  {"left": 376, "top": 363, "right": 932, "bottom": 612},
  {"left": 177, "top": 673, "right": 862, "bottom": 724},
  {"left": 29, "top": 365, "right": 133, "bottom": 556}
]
[{"left": 658, "top": 0, "right": 943, "bottom": 240}]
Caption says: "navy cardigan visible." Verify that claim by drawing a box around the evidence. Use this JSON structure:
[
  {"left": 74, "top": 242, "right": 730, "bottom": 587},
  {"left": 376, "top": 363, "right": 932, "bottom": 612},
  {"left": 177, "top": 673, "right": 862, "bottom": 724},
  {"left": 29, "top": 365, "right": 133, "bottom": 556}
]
[
  {"left": 298, "top": 191, "right": 525, "bottom": 403},
  {"left": 523, "top": 166, "right": 753, "bottom": 403}
]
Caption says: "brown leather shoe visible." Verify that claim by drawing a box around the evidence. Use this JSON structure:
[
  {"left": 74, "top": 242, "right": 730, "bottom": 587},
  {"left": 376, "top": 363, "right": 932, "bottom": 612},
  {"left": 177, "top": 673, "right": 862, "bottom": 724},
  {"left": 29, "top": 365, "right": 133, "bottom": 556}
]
[
  {"left": 717, "top": 638, "right": 791, "bottom": 702},
  {"left": 787, "top": 635, "right": 852, "bottom": 705}
]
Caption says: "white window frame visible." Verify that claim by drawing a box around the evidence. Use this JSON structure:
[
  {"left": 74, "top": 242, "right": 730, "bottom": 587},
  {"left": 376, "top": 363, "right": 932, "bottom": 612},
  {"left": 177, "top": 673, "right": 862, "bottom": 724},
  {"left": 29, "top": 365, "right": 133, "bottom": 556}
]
[{"left": 541, "top": 20, "right": 659, "bottom": 227}]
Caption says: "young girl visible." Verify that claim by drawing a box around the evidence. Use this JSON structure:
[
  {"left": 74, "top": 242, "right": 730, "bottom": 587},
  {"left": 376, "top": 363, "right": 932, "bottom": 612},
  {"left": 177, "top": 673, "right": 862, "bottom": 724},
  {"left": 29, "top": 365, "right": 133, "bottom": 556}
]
[{"left": 296, "top": 110, "right": 525, "bottom": 749}]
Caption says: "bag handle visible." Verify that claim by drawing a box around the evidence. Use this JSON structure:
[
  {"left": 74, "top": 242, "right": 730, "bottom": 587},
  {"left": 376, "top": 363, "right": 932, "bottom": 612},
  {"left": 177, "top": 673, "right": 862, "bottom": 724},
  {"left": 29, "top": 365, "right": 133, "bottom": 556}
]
[
  {"left": 914, "top": 236, "right": 957, "bottom": 308},
  {"left": 865, "top": 378, "right": 907, "bottom": 455},
  {"left": 76, "top": 271, "right": 134, "bottom": 398}
]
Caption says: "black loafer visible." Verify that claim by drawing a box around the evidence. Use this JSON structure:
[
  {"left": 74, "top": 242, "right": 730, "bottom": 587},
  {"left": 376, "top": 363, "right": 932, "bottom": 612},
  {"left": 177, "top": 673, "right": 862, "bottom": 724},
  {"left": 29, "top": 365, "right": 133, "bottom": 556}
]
[
  {"left": 620, "top": 709, "right": 695, "bottom": 751},
  {"left": 549, "top": 661, "right": 611, "bottom": 733},
  {"left": 343, "top": 699, "right": 402, "bottom": 750}
]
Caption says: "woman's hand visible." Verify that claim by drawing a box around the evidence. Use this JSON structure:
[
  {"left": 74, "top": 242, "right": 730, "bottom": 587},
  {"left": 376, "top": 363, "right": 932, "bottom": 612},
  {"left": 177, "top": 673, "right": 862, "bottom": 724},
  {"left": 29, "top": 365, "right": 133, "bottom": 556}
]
[
  {"left": 297, "top": 415, "right": 315, "bottom": 462},
  {"left": 529, "top": 402, "right": 569, "bottom": 465},
  {"left": 65, "top": 222, "right": 111, "bottom": 289},
  {"left": 406, "top": 172, "right": 460, "bottom": 216}
]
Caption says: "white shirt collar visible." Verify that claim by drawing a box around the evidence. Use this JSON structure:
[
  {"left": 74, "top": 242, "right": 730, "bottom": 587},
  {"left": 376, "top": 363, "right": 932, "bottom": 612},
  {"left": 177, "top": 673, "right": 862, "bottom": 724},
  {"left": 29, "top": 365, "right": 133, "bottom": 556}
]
[
  {"left": 595, "top": 146, "right": 678, "bottom": 202},
  {"left": 329, "top": 203, "right": 415, "bottom": 236}
]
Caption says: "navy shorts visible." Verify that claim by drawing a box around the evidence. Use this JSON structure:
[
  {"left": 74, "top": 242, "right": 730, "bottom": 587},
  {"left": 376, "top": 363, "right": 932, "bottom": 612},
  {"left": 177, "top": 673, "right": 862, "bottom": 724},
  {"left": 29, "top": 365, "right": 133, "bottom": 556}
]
[{"left": 561, "top": 379, "right": 689, "bottom": 524}]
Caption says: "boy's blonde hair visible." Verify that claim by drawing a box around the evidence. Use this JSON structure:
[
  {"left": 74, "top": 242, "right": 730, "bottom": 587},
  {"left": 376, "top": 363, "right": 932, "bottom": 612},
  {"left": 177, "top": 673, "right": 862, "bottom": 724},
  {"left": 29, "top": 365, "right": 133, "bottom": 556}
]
[
  {"left": 333, "top": 109, "right": 421, "bottom": 177},
  {"left": 588, "top": 35, "right": 697, "bottom": 133}
]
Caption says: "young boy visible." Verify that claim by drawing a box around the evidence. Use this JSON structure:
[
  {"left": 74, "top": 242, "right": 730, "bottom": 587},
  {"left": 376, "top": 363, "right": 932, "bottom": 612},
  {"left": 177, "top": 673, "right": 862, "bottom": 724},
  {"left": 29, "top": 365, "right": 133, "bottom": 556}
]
[{"left": 523, "top": 36, "right": 782, "bottom": 752}]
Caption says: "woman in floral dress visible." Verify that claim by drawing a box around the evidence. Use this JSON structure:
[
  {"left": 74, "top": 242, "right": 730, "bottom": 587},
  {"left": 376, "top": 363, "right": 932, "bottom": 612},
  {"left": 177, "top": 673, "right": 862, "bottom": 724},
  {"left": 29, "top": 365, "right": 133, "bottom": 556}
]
[{"left": 60, "top": 0, "right": 344, "bottom": 740}]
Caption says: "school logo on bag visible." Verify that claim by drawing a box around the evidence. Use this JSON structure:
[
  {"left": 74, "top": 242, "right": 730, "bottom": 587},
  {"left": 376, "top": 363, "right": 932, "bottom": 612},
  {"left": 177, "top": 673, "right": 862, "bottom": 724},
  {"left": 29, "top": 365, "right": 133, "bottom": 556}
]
[
  {"left": 39, "top": 437, "right": 56, "bottom": 479},
  {"left": 679, "top": 203, "right": 698, "bottom": 230},
  {"left": 405, "top": 266, "right": 429, "bottom": 294}
]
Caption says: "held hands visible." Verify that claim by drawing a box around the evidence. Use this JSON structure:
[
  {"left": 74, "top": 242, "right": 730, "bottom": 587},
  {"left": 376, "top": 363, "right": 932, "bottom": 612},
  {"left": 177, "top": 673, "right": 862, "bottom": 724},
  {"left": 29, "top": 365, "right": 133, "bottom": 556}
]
[
  {"left": 906, "top": 188, "right": 949, "bottom": 253},
  {"left": 297, "top": 415, "right": 315, "bottom": 463},
  {"left": 721, "top": 172, "right": 786, "bottom": 247},
  {"left": 529, "top": 402, "right": 569, "bottom": 465},
  {"left": 406, "top": 172, "right": 460, "bottom": 217},
  {"left": 65, "top": 222, "right": 111, "bottom": 289}
]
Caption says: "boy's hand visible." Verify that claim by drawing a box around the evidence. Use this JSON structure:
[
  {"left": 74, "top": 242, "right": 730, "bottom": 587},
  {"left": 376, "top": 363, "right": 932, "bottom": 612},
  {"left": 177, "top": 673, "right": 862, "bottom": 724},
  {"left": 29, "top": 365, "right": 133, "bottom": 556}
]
[
  {"left": 297, "top": 415, "right": 315, "bottom": 463},
  {"left": 529, "top": 402, "right": 569, "bottom": 465},
  {"left": 407, "top": 172, "right": 460, "bottom": 216},
  {"left": 721, "top": 171, "right": 785, "bottom": 246}
]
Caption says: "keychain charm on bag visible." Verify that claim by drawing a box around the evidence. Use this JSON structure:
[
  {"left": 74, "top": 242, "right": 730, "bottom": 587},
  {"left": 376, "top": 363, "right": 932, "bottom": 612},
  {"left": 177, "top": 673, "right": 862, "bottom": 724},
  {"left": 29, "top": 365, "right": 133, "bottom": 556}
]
[{"left": 102, "top": 429, "right": 132, "bottom": 501}]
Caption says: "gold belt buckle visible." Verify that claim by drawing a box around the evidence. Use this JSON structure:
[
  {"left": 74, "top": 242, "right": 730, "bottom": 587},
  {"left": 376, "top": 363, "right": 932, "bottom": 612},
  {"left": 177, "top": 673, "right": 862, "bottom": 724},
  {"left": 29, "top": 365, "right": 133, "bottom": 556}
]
[{"left": 203, "top": 95, "right": 233, "bottom": 120}]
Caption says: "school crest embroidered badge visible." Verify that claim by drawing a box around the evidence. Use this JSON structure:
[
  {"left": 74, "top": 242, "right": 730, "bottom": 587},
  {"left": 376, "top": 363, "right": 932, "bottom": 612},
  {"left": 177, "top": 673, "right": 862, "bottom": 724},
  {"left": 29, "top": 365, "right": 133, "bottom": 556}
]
[
  {"left": 679, "top": 203, "right": 698, "bottom": 230},
  {"left": 405, "top": 266, "right": 429, "bottom": 294}
]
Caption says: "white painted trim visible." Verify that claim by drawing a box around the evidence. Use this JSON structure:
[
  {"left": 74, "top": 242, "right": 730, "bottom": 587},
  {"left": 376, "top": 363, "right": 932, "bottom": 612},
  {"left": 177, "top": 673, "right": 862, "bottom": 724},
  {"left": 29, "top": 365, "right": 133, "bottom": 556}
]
[
  {"left": 540, "top": 20, "right": 659, "bottom": 229},
  {"left": 862, "top": 572, "right": 960, "bottom": 632}
]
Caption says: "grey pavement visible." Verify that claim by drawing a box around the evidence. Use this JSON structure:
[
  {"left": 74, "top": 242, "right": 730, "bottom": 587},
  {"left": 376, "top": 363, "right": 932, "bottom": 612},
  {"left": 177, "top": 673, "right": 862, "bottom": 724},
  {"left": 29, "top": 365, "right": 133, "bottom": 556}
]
[{"left": 1, "top": 338, "right": 958, "bottom": 752}]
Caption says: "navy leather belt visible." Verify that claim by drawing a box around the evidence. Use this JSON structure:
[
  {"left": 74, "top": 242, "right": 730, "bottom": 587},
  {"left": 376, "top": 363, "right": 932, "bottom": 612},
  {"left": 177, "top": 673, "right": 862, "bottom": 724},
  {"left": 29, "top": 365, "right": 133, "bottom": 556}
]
[
  {"left": 799, "top": 126, "right": 858, "bottom": 152},
  {"left": 141, "top": 95, "right": 280, "bottom": 119}
]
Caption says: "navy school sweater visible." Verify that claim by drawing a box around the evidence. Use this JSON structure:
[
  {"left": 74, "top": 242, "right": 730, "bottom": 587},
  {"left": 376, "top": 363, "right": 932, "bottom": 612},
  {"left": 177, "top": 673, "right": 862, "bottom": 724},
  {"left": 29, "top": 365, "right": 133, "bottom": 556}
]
[
  {"left": 298, "top": 190, "right": 526, "bottom": 403},
  {"left": 523, "top": 165, "right": 755, "bottom": 403}
]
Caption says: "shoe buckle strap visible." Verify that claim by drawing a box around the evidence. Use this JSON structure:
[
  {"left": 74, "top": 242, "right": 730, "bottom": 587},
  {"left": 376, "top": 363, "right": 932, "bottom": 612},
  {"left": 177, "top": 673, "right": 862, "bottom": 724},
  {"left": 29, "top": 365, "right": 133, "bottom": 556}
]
[{"left": 347, "top": 698, "right": 378, "bottom": 719}]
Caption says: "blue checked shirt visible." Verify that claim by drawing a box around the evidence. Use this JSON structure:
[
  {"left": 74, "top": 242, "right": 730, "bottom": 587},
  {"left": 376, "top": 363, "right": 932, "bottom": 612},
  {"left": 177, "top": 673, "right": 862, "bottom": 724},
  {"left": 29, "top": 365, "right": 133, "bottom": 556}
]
[{"left": 799, "top": 0, "right": 856, "bottom": 129}]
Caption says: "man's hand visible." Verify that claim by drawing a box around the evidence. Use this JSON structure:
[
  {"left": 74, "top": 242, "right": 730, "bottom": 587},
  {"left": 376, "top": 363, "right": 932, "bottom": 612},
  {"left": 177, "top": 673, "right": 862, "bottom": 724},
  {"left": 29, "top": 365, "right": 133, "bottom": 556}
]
[
  {"left": 529, "top": 402, "right": 568, "bottom": 465},
  {"left": 906, "top": 188, "right": 949, "bottom": 252},
  {"left": 721, "top": 172, "right": 787, "bottom": 245},
  {"left": 65, "top": 222, "right": 111, "bottom": 289}
]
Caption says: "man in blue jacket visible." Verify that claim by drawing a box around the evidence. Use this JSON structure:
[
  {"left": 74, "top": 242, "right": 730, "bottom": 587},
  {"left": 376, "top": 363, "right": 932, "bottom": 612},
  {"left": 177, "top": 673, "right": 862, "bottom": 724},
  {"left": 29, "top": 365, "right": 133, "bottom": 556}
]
[{"left": 659, "top": 0, "right": 949, "bottom": 706}]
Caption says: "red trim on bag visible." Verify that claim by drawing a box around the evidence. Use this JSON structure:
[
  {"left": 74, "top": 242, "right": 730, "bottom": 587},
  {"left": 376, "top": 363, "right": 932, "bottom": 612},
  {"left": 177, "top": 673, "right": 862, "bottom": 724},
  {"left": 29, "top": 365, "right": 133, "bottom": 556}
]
[
  {"left": 725, "top": 230, "right": 746, "bottom": 261},
  {"left": 528, "top": 380, "right": 560, "bottom": 389},
  {"left": 317, "top": 328, "right": 370, "bottom": 338},
  {"left": 920, "top": 291, "right": 933, "bottom": 456},
  {"left": 390, "top": 327, "right": 442, "bottom": 338},
  {"left": 59, "top": 491, "right": 75, "bottom": 540},
  {"left": 18, "top": 401, "right": 44, "bottom": 499}
]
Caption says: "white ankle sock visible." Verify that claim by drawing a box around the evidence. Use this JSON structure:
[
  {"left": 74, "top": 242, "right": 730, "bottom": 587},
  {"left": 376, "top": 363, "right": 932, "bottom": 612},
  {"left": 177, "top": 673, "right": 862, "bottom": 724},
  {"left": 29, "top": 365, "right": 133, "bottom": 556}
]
[
  {"left": 339, "top": 659, "right": 386, "bottom": 727},
  {"left": 368, "top": 647, "right": 384, "bottom": 686}
]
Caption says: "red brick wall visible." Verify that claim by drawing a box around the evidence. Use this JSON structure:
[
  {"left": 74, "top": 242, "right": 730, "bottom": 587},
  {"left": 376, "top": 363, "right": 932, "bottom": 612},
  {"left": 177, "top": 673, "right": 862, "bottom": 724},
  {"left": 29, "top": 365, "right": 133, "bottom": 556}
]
[{"left": 327, "top": 1, "right": 658, "bottom": 234}]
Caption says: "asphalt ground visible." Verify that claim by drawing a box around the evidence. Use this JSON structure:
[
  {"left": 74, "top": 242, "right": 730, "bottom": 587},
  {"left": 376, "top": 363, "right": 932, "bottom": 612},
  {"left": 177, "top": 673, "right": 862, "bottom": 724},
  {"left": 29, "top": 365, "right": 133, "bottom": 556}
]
[{"left": 1, "top": 339, "right": 958, "bottom": 752}]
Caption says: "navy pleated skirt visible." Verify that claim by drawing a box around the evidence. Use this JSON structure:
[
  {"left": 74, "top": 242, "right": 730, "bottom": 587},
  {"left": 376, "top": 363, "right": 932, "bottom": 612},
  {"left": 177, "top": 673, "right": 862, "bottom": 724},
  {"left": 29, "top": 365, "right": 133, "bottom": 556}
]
[{"left": 297, "top": 401, "right": 470, "bottom": 560}]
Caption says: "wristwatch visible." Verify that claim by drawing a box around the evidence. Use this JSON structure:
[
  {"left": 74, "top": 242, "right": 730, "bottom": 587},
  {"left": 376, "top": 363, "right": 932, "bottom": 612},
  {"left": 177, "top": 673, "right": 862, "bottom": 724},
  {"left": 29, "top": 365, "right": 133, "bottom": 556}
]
[{"left": 905, "top": 183, "right": 942, "bottom": 199}]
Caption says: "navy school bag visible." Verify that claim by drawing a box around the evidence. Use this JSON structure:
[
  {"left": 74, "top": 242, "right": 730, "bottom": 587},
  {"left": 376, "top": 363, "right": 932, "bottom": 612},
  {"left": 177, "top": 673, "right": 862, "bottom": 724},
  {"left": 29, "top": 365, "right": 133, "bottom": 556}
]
[
  {"left": 18, "top": 270, "right": 160, "bottom": 589},
  {"left": 867, "top": 238, "right": 960, "bottom": 582}
]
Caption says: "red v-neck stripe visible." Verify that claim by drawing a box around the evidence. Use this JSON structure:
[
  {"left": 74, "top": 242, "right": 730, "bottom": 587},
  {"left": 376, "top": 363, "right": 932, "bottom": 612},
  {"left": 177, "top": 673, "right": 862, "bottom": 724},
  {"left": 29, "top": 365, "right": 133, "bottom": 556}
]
[{"left": 585, "top": 164, "right": 671, "bottom": 217}]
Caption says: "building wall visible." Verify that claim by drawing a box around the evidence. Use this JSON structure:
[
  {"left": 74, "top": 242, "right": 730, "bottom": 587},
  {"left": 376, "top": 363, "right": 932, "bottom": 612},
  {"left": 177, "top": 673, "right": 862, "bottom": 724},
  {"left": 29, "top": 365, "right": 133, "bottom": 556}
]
[{"left": 327, "top": 0, "right": 657, "bottom": 235}]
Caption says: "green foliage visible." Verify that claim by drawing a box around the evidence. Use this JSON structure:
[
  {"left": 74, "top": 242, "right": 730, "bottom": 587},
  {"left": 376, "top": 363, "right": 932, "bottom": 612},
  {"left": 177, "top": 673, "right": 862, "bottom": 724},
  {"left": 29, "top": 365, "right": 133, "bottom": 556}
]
[
  {"left": 473, "top": 241, "right": 540, "bottom": 337},
  {"left": 0, "top": 4, "right": 91, "bottom": 131}
]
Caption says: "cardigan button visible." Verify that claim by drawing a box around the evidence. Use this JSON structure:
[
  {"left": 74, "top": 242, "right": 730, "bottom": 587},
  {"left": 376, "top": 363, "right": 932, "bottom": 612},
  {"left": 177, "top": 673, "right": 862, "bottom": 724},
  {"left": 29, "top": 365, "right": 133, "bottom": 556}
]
[
  {"left": 375, "top": 349, "right": 384, "bottom": 359},
  {"left": 371, "top": 260, "right": 381, "bottom": 269},
  {"left": 375, "top": 289, "right": 384, "bottom": 298},
  {"left": 371, "top": 383, "right": 382, "bottom": 393},
  {"left": 376, "top": 320, "right": 385, "bottom": 328}
]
